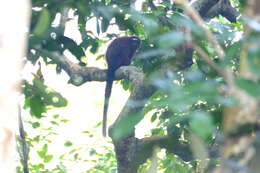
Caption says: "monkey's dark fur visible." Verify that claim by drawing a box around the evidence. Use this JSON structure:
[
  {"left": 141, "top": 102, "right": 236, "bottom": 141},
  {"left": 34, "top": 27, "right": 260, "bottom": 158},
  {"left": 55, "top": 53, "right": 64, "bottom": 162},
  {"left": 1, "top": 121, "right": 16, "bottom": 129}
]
[{"left": 103, "top": 36, "right": 141, "bottom": 136}]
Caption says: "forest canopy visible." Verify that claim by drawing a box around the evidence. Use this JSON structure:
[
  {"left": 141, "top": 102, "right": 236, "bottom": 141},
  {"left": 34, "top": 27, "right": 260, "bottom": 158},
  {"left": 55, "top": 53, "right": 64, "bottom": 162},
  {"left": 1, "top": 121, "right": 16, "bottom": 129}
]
[{"left": 13, "top": 0, "right": 260, "bottom": 173}]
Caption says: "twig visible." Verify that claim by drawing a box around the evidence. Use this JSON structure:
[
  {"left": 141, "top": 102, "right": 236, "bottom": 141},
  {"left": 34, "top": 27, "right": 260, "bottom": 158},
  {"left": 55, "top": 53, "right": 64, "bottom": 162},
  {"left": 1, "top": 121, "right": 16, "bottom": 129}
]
[
  {"left": 191, "top": 42, "right": 235, "bottom": 91},
  {"left": 191, "top": 43, "right": 225, "bottom": 76},
  {"left": 177, "top": 0, "right": 236, "bottom": 92},
  {"left": 177, "top": 0, "right": 225, "bottom": 59},
  {"left": 59, "top": 8, "right": 69, "bottom": 35},
  {"left": 17, "top": 106, "right": 29, "bottom": 173}
]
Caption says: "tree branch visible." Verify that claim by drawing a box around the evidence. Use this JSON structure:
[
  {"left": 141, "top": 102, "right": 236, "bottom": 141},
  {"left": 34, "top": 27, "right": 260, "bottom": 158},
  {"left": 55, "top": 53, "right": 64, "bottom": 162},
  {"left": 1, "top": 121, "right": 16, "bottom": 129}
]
[
  {"left": 191, "top": 43, "right": 226, "bottom": 78},
  {"left": 36, "top": 48, "right": 106, "bottom": 85},
  {"left": 17, "top": 106, "right": 29, "bottom": 173},
  {"left": 191, "top": 0, "right": 239, "bottom": 23},
  {"left": 178, "top": 0, "right": 225, "bottom": 60},
  {"left": 109, "top": 66, "right": 156, "bottom": 139}
]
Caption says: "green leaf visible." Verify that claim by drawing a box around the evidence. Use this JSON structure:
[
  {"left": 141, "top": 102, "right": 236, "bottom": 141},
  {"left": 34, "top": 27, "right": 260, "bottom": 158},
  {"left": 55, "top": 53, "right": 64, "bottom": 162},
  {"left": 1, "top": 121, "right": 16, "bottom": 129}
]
[
  {"left": 33, "top": 9, "right": 51, "bottom": 36},
  {"left": 64, "top": 141, "right": 73, "bottom": 147},
  {"left": 58, "top": 36, "right": 86, "bottom": 60},
  {"left": 80, "top": 38, "right": 99, "bottom": 54},
  {"left": 151, "top": 128, "right": 164, "bottom": 135},
  {"left": 50, "top": 121, "right": 59, "bottom": 125},
  {"left": 110, "top": 112, "right": 143, "bottom": 140},
  {"left": 42, "top": 144, "right": 48, "bottom": 154},
  {"left": 31, "top": 163, "right": 44, "bottom": 171},
  {"left": 32, "top": 122, "right": 40, "bottom": 128},
  {"left": 235, "top": 78, "right": 260, "bottom": 99},
  {"left": 116, "top": 13, "right": 137, "bottom": 32},
  {"left": 69, "top": 149, "right": 77, "bottom": 154},
  {"left": 23, "top": 98, "right": 30, "bottom": 109},
  {"left": 33, "top": 78, "right": 68, "bottom": 107},
  {"left": 190, "top": 112, "right": 214, "bottom": 139},
  {"left": 37, "top": 144, "right": 48, "bottom": 158},
  {"left": 29, "top": 96, "right": 46, "bottom": 118},
  {"left": 74, "top": 153, "right": 79, "bottom": 160},
  {"left": 101, "top": 18, "right": 110, "bottom": 33},
  {"left": 96, "top": 54, "right": 104, "bottom": 60},
  {"left": 44, "top": 155, "right": 53, "bottom": 163},
  {"left": 247, "top": 46, "right": 260, "bottom": 75},
  {"left": 53, "top": 114, "right": 59, "bottom": 119},
  {"left": 151, "top": 112, "right": 157, "bottom": 122},
  {"left": 157, "top": 31, "right": 186, "bottom": 48},
  {"left": 42, "top": 37, "right": 61, "bottom": 51},
  {"left": 90, "top": 40, "right": 99, "bottom": 54},
  {"left": 33, "top": 136, "right": 40, "bottom": 142},
  {"left": 121, "top": 79, "right": 131, "bottom": 91},
  {"left": 89, "top": 149, "right": 96, "bottom": 156},
  {"left": 82, "top": 130, "right": 90, "bottom": 133},
  {"left": 61, "top": 119, "right": 69, "bottom": 123}
]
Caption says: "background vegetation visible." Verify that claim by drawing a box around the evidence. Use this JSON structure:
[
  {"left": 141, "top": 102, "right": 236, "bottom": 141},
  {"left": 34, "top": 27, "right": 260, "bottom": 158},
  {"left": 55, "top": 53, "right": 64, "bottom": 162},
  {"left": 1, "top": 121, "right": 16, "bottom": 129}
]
[{"left": 16, "top": 0, "right": 260, "bottom": 172}]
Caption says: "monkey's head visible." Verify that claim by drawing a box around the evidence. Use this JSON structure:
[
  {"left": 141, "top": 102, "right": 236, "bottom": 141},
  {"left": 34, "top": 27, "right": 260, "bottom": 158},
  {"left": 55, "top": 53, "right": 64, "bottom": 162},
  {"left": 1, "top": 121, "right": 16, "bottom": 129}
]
[{"left": 129, "top": 36, "right": 141, "bottom": 51}]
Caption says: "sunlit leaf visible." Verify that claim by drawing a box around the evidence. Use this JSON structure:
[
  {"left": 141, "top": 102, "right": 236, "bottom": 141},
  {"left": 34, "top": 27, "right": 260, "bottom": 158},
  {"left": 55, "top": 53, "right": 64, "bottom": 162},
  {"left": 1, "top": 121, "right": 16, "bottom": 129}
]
[
  {"left": 32, "top": 122, "right": 40, "bottom": 128},
  {"left": 190, "top": 112, "right": 214, "bottom": 139},
  {"left": 64, "top": 141, "right": 73, "bottom": 147},
  {"left": 33, "top": 9, "right": 51, "bottom": 36},
  {"left": 44, "top": 155, "right": 53, "bottom": 163},
  {"left": 29, "top": 96, "right": 46, "bottom": 118}
]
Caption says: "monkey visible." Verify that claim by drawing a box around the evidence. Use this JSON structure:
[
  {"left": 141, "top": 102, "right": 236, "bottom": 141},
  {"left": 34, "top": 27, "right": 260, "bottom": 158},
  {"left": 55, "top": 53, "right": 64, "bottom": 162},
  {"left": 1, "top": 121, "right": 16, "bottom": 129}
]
[{"left": 103, "top": 36, "right": 141, "bottom": 136}]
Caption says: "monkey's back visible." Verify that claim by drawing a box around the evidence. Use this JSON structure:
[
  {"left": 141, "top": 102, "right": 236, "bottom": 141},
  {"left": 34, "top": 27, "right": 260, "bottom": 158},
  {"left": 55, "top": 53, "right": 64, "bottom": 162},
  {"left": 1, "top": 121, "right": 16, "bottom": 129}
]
[{"left": 105, "top": 36, "right": 140, "bottom": 71}]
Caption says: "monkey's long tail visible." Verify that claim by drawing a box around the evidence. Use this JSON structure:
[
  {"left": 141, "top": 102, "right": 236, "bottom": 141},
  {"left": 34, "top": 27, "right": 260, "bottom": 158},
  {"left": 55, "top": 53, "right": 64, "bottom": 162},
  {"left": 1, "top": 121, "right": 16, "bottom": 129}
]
[{"left": 103, "top": 70, "right": 115, "bottom": 137}]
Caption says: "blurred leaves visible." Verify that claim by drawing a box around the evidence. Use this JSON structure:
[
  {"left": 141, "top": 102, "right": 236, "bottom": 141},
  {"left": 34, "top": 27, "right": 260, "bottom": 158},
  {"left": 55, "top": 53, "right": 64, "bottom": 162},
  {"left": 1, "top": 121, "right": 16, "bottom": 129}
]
[
  {"left": 64, "top": 141, "right": 73, "bottom": 147},
  {"left": 157, "top": 31, "right": 186, "bottom": 49},
  {"left": 235, "top": 78, "right": 260, "bottom": 99},
  {"left": 22, "top": 0, "right": 255, "bottom": 172},
  {"left": 58, "top": 36, "right": 85, "bottom": 60},
  {"left": 23, "top": 78, "right": 67, "bottom": 118},
  {"left": 190, "top": 112, "right": 214, "bottom": 139},
  {"left": 37, "top": 144, "right": 53, "bottom": 163},
  {"left": 33, "top": 9, "right": 51, "bottom": 36}
]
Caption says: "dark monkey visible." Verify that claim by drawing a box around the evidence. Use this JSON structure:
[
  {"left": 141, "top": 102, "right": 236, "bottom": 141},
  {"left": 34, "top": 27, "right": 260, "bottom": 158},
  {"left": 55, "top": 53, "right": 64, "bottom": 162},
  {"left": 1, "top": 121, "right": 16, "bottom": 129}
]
[{"left": 103, "top": 36, "right": 141, "bottom": 136}]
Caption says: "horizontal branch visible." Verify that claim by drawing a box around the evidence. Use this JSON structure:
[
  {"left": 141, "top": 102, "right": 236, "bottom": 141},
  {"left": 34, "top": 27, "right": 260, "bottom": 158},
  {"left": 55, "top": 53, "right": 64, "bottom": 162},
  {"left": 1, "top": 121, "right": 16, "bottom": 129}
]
[
  {"left": 35, "top": 48, "right": 137, "bottom": 85},
  {"left": 191, "top": 0, "right": 239, "bottom": 23}
]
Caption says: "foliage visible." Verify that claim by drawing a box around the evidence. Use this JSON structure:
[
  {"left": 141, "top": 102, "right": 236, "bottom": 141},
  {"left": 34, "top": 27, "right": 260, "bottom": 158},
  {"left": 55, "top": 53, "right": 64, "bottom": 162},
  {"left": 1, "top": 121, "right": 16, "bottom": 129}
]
[
  {"left": 17, "top": 112, "right": 117, "bottom": 173},
  {"left": 18, "top": 0, "right": 260, "bottom": 172}
]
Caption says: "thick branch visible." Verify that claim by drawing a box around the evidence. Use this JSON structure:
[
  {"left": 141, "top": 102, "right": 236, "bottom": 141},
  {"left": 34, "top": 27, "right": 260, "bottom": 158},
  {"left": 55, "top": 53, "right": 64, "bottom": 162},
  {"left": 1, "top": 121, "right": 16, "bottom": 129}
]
[
  {"left": 191, "top": 0, "right": 219, "bottom": 18},
  {"left": 109, "top": 66, "right": 156, "bottom": 139},
  {"left": 208, "top": 0, "right": 239, "bottom": 23},
  {"left": 113, "top": 134, "right": 220, "bottom": 173},
  {"left": 112, "top": 135, "right": 192, "bottom": 173},
  {"left": 36, "top": 48, "right": 107, "bottom": 85},
  {"left": 191, "top": 0, "right": 239, "bottom": 23},
  {"left": 137, "top": 135, "right": 193, "bottom": 162}
]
